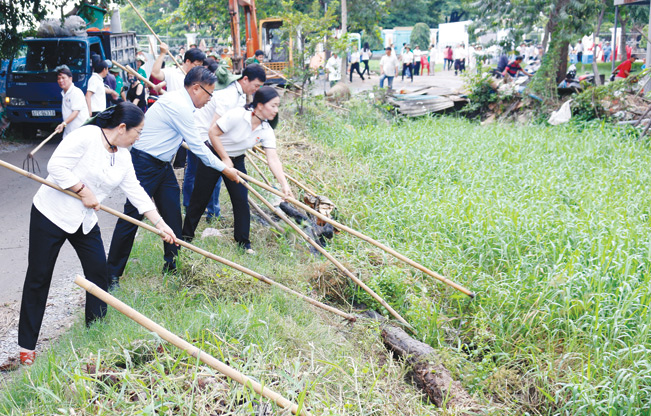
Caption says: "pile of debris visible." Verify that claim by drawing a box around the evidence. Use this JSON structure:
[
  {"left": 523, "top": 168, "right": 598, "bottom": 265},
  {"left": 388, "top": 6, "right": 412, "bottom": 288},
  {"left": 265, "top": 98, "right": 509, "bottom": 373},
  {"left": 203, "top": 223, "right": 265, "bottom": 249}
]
[{"left": 387, "top": 86, "right": 468, "bottom": 117}]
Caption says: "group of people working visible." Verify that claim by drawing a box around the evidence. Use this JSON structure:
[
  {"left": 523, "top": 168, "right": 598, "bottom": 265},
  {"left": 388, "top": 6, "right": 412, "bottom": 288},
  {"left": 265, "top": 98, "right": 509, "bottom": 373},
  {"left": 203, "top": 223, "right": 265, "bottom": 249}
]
[{"left": 17, "top": 46, "right": 292, "bottom": 366}]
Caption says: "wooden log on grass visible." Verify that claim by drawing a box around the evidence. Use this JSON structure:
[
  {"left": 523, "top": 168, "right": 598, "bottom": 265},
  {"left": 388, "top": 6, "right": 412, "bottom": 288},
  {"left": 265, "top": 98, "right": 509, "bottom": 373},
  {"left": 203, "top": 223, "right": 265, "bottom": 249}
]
[{"left": 378, "top": 319, "right": 482, "bottom": 413}]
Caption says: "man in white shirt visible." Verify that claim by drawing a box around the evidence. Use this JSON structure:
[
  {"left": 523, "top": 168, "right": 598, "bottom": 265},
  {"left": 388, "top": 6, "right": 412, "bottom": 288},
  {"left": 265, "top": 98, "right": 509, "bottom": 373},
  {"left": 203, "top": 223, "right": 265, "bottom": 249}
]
[
  {"left": 413, "top": 46, "right": 421, "bottom": 76},
  {"left": 349, "top": 47, "right": 365, "bottom": 82},
  {"left": 150, "top": 42, "right": 206, "bottom": 92},
  {"left": 575, "top": 40, "right": 584, "bottom": 64},
  {"left": 85, "top": 60, "right": 117, "bottom": 116},
  {"left": 184, "top": 64, "right": 266, "bottom": 221},
  {"left": 325, "top": 52, "right": 342, "bottom": 87},
  {"left": 379, "top": 47, "right": 399, "bottom": 89},
  {"left": 453, "top": 44, "right": 466, "bottom": 75},
  {"left": 107, "top": 67, "right": 240, "bottom": 279},
  {"left": 54, "top": 65, "right": 89, "bottom": 137},
  {"left": 401, "top": 45, "right": 414, "bottom": 81}
]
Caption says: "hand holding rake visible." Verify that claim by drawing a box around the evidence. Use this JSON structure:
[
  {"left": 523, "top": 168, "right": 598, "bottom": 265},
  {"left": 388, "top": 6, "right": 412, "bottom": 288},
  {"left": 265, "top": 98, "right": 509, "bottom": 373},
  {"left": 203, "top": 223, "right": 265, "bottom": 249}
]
[{"left": 22, "top": 130, "right": 58, "bottom": 174}]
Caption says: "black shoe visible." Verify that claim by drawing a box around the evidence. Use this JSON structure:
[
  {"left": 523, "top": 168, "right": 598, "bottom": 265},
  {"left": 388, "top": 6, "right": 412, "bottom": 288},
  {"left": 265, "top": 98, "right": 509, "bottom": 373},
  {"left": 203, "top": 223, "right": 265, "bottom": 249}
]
[{"left": 162, "top": 261, "right": 177, "bottom": 275}]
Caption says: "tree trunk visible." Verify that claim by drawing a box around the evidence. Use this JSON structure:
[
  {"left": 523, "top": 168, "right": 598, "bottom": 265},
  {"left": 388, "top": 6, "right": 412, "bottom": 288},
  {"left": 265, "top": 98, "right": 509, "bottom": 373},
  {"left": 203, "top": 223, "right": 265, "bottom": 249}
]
[
  {"left": 379, "top": 323, "right": 482, "bottom": 413},
  {"left": 619, "top": 15, "right": 628, "bottom": 61},
  {"left": 542, "top": 22, "right": 551, "bottom": 53},
  {"left": 341, "top": 0, "right": 348, "bottom": 83},
  {"left": 592, "top": 1, "right": 607, "bottom": 86},
  {"left": 556, "top": 41, "right": 569, "bottom": 84}
]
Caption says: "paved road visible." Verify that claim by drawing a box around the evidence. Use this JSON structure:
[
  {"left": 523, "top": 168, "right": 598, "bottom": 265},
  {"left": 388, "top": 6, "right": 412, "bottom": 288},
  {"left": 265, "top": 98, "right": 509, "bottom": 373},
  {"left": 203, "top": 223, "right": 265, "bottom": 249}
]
[
  {"left": 0, "top": 140, "right": 126, "bottom": 366},
  {"left": 0, "top": 142, "right": 125, "bottom": 304}
]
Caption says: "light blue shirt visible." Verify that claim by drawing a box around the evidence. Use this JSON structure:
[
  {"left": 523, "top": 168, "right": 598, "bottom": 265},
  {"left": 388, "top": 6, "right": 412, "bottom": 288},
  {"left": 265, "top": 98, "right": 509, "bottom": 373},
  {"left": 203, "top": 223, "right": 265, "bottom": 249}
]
[{"left": 133, "top": 88, "right": 225, "bottom": 172}]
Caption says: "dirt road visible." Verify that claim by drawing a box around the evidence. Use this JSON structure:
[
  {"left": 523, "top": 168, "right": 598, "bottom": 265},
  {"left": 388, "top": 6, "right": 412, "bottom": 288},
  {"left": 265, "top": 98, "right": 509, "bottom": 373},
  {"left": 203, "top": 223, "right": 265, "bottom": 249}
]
[{"left": 0, "top": 141, "right": 125, "bottom": 366}]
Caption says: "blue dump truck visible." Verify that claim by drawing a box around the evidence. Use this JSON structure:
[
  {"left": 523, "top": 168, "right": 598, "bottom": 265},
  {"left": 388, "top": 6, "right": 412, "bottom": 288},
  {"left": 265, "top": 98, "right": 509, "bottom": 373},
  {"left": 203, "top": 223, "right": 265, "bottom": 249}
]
[{"left": 2, "top": 30, "right": 137, "bottom": 137}]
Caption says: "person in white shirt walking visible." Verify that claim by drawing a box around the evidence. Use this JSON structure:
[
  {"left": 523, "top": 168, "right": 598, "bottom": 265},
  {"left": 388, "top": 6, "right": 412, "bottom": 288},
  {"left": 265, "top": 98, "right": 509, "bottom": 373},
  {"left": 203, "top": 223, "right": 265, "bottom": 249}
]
[
  {"left": 86, "top": 60, "right": 117, "bottom": 116},
  {"left": 349, "top": 46, "right": 365, "bottom": 81},
  {"left": 325, "top": 52, "right": 342, "bottom": 87},
  {"left": 182, "top": 87, "right": 293, "bottom": 254},
  {"left": 379, "top": 47, "right": 399, "bottom": 89},
  {"left": 54, "top": 65, "right": 89, "bottom": 137},
  {"left": 17, "top": 102, "right": 177, "bottom": 366},
  {"left": 360, "top": 42, "right": 372, "bottom": 78},
  {"left": 401, "top": 45, "right": 414, "bottom": 81},
  {"left": 453, "top": 43, "right": 466, "bottom": 75}
]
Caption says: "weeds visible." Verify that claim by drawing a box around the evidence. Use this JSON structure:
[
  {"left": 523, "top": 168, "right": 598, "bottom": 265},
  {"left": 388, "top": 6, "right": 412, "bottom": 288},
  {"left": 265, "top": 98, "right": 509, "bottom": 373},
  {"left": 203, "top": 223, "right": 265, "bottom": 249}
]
[{"left": 3, "top": 98, "right": 651, "bottom": 415}]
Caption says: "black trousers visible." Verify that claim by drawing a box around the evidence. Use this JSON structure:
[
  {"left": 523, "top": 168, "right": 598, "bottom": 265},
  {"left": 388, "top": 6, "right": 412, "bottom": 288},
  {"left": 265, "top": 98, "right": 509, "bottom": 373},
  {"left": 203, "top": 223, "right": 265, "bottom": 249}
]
[
  {"left": 107, "top": 147, "right": 182, "bottom": 278},
  {"left": 182, "top": 150, "right": 249, "bottom": 246},
  {"left": 350, "top": 62, "right": 364, "bottom": 81},
  {"left": 19, "top": 205, "right": 108, "bottom": 350},
  {"left": 402, "top": 63, "right": 413, "bottom": 81},
  {"left": 361, "top": 60, "right": 370, "bottom": 77}
]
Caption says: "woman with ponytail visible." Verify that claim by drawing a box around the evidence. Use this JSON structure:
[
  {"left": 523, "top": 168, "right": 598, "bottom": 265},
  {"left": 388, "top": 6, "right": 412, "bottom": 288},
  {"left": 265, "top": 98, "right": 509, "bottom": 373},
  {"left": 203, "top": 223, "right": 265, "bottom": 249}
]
[
  {"left": 182, "top": 86, "right": 293, "bottom": 254},
  {"left": 17, "top": 102, "right": 177, "bottom": 366}
]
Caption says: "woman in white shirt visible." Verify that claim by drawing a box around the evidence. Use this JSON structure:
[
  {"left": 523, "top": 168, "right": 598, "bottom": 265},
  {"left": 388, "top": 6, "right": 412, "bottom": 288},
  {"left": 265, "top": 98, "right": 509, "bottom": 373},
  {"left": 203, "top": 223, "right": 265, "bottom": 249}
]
[
  {"left": 360, "top": 42, "right": 372, "bottom": 78},
  {"left": 182, "top": 87, "right": 293, "bottom": 254},
  {"left": 18, "top": 102, "right": 176, "bottom": 366}
]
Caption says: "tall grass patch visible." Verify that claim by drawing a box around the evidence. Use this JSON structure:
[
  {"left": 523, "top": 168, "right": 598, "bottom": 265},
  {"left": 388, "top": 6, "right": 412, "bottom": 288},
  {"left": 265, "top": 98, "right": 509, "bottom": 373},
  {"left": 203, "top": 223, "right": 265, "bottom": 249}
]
[{"left": 299, "top": 101, "right": 651, "bottom": 414}]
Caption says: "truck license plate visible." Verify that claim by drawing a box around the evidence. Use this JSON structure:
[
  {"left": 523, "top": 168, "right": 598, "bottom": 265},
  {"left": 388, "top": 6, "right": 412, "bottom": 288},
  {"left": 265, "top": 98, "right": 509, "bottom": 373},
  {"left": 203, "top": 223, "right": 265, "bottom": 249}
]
[{"left": 32, "top": 110, "right": 55, "bottom": 117}]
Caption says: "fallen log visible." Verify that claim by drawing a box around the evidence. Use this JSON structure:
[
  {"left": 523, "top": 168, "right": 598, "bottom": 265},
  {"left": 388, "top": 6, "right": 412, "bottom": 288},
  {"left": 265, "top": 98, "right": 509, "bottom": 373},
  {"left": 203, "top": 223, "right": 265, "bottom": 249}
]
[{"left": 368, "top": 311, "right": 482, "bottom": 413}]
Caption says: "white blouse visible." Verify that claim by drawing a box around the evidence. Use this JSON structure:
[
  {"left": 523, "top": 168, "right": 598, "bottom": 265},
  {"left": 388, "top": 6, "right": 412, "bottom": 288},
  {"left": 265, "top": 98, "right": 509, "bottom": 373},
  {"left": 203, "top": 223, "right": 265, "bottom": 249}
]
[
  {"left": 33, "top": 125, "right": 156, "bottom": 234},
  {"left": 215, "top": 107, "right": 276, "bottom": 157}
]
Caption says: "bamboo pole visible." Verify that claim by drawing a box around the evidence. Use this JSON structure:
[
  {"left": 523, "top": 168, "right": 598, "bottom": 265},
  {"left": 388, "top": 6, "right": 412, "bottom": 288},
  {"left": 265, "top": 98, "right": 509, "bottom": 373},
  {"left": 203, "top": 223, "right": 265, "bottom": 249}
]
[
  {"left": 243, "top": 181, "right": 411, "bottom": 327},
  {"left": 112, "top": 61, "right": 157, "bottom": 89},
  {"left": 237, "top": 171, "right": 475, "bottom": 298},
  {"left": 27, "top": 131, "right": 58, "bottom": 158},
  {"left": 245, "top": 153, "right": 272, "bottom": 186},
  {"left": 124, "top": 0, "right": 185, "bottom": 74},
  {"left": 261, "top": 64, "right": 302, "bottom": 90},
  {"left": 0, "top": 159, "right": 356, "bottom": 322},
  {"left": 247, "top": 149, "right": 318, "bottom": 197},
  {"left": 248, "top": 197, "right": 284, "bottom": 233},
  {"left": 74, "top": 275, "right": 312, "bottom": 416}
]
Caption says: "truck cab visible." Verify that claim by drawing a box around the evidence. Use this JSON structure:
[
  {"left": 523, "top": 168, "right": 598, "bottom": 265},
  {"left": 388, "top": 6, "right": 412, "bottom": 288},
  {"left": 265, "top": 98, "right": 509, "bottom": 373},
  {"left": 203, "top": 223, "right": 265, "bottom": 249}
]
[{"left": 3, "top": 31, "right": 136, "bottom": 132}]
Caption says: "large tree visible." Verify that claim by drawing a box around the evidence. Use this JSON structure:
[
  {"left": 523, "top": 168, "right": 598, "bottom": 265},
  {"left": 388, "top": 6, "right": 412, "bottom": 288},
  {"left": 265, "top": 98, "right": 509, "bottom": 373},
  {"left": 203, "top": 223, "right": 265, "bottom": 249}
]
[
  {"left": 0, "top": 0, "right": 66, "bottom": 58},
  {"left": 380, "top": 0, "right": 468, "bottom": 28},
  {"left": 468, "top": 0, "right": 606, "bottom": 101}
]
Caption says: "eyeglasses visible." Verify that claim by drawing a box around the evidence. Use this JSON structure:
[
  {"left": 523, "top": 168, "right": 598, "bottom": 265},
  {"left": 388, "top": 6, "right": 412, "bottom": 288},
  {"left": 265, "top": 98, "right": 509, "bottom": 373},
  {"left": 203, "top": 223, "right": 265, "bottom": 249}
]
[{"left": 195, "top": 84, "right": 213, "bottom": 97}]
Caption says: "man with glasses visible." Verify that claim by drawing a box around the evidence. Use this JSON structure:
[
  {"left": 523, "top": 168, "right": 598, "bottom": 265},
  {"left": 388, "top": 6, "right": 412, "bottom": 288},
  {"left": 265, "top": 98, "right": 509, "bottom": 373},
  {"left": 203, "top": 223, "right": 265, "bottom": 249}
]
[
  {"left": 106, "top": 67, "right": 240, "bottom": 287},
  {"left": 184, "top": 64, "right": 267, "bottom": 222}
]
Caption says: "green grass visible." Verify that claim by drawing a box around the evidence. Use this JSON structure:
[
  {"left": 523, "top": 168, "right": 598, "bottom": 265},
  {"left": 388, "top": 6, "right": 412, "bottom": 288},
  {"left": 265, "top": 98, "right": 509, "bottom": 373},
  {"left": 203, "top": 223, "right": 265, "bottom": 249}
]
[
  {"left": 3, "top": 99, "right": 651, "bottom": 414},
  {"left": 0, "top": 204, "right": 438, "bottom": 415},
  {"left": 296, "top": 100, "right": 651, "bottom": 414}
]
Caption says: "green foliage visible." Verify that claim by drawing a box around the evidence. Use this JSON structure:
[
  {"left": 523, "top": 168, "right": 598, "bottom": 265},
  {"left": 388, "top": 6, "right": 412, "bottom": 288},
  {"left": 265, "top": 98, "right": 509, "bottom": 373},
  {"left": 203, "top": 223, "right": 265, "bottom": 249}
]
[
  {"left": 0, "top": 0, "right": 64, "bottom": 58},
  {"left": 350, "top": 265, "right": 410, "bottom": 313},
  {"left": 381, "top": 0, "right": 468, "bottom": 27},
  {"left": 361, "top": 29, "right": 383, "bottom": 50},
  {"left": 571, "top": 79, "right": 635, "bottom": 121},
  {"left": 409, "top": 22, "right": 430, "bottom": 50},
  {"left": 302, "top": 101, "right": 651, "bottom": 414},
  {"left": 529, "top": 28, "right": 564, "bottom": 102},
  {"left": 279, "top": 0, "right": 341, "bottom": 113},
  {"left": 462, "top": 68, "right": 500, "bottom": 117}
]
